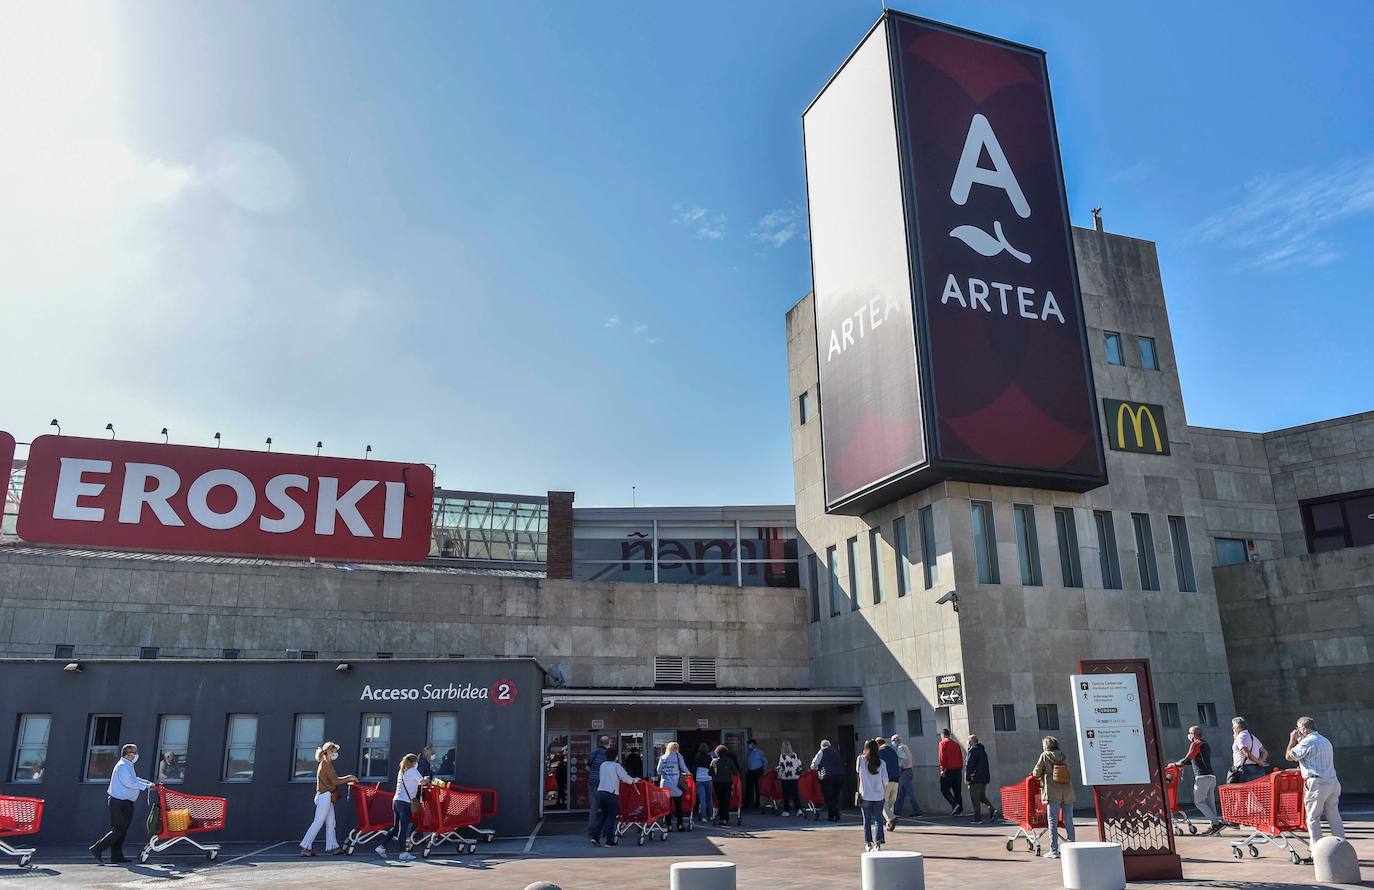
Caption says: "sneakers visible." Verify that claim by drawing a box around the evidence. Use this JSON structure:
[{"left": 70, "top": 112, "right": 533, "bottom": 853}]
[
  {"left": 885, "top": 819, "right": 897, "bottom": 831},
  {"left": 375, "top": 845, "right": 387, "bottom": 858},
  {"left": 951, "top": 806, "right": 963, "bottom": 816},
  {"left": 589, "top": 837, "right": 601, "bottom": 847},
  {"left": 398, "top": 852, "right": 416, "bottom": 861},
  {"left": 1042, "top": 851, "right": 1060, "bottom": 859}
]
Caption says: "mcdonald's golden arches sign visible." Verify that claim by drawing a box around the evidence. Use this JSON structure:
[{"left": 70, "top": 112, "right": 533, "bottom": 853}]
[{"left": 1102, "top": 399, "right": 1170, "bottom": 455}]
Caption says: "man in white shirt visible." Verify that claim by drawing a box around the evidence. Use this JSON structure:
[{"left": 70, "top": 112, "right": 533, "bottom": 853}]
[
  {"left": 891, "top": 734, "right": 922, "bottom": 817},
  {"left": 90, "top": 744, "right": 154, "bottom": 864},
  {"left": 590, "top": 747, "right": 640, "bottom": 848},
  {"left": 1286, "top": 716, "right": 1344, "bottom": 849}
]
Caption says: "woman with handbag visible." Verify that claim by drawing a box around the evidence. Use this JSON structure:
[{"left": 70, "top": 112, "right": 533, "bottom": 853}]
[
  {"left": 856, "top": 739, "right": 889, "bottom": 851},
  {"left": 693, "top": 743, "right": 715, "bottom": 824},
  {"left": 1032, "top": 736, "right": 1076, "bottom": 859},
  {"left": 377, "top": 753, "right": 426, "bottom": 860},
  {"left": 709, "top": 745, "right": 738, "bottom": 827},
  {"left": 656, "top": 742, "right": 691, "bottom": 831},
  {"left": 299, "top": 741, "right": 358, "bottom": 856}
]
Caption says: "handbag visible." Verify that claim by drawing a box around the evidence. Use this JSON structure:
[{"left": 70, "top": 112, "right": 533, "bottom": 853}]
[
  {"left": 409, "top": 778, "right": 424, "bottom": 817},
  {"left": 677, "top": 754, "right": 690, "bottom": 793}
]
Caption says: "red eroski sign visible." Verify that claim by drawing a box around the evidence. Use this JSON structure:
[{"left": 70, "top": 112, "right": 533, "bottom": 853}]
[{"left": 17, "top": 436, "right": 434, "bottom": 562}]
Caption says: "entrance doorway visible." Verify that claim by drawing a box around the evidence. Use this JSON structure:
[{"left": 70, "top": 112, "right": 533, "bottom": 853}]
[
  {"left": 837, "top": 724, "right": 856, "bottom": 807},
  {"left": 676, "top": 729, "right": 722, "bottom": 768}
]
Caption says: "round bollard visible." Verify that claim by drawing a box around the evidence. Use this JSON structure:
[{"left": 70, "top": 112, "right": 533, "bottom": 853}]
[
  {"left": 1313, "top": 836, "right": 1361, "bottom": 884},
  {"left": 670, "top": 861, "right": 736, "bottom": 890},
  {"left": 1060, "top": 842, "right": 1125, "bottom": 890},
  {"left": 524, "top": 884, "right": 562, "bottom": 890},
  {"left": 861, "top": 850, "right": 924, "bottom": 890}
]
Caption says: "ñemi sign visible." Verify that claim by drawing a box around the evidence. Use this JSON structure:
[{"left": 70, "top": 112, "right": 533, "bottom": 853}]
[{"left": 17, "top": 436, "right": 434, "bottom": 562}]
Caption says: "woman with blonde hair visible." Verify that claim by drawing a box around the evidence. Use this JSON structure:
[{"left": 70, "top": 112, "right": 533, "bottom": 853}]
[
  {"left": 377, "top": 753, "right": 425, "bottom": 860},
  {"left": 776, "top": 741, "right": 803, "bottom": 816},
  {"left": 299, "top": 741, "right": 358, "bottom": 856},
  {"left": 656, "top": 741, "right": 691, "bottom": 832}
]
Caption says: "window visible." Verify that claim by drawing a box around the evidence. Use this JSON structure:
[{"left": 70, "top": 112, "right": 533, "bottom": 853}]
[
  {"left": 1138, "top": 336, "right": 1159, "bottom": 370},
  {"left": 798, "top": 391, "right": 811, "bottom": 425},
  {"left": 53, "top": 644, "right": 74, "bottom": 659},
  {"left": 12, "top": 715, "right": 50, "bottom": 782},
  {"left": 1301, "top": 490, "right": 1374, "bottom": 553},
  {"left": 85, "top": 715, "right": 122, "bottom": 782},
  {"left": 156, "top": 715, "right": 190, "bottom": 783},
  {"left": 808, "top": 553, "right": 820, "bottom": 622},
  {"left": 1215, "top": 537, "right": 1248, "bottom": 566},
  {"left": 427, "top": 713, "right": 457, "bottom": 779},
  {"left": 868, "top": 529, "right": 885, "bottom": 605},
  {"left": 292, "top": 714, "right": 325, "bottom": 781},
  {"left": 1013, "top": 504, "right": 1042, "bottom": 586},
  {"left": 140, "top": 647, "right": 159, "bottom": 660},
  {"left": 1104, "top": 331, "right": 1124, "bottom": 365},
  {"left": 907, "top": 709, "right": 924, "bottom": 738},
  {"left": 1037, "top": 704, "right": 1060, "bottom": 732},
  {"left": 1159, "top": 702, "right": 1181, "bottom": 729},
  {"left": 1132, "top": 513, "right": 1160, "bottom": 590},
  {"left": 301, "top": 650, "right": 318, "bottom": 660},
  {"left": 1054, "top": 508, "right": 1083, "bottom": 588},
  {"left": 827, "top": 546, "right": 840, "bottom": 617},
  {"left": 881, "top": 712, "right": 895, "bottom": 740},
  {"left": 360, "top": 714, "right": 391, "bottom": 780},
  {"left": 894, "top": 517, "right": 911, "bottom": 598},
  {"left": 972, "top": 501, "right": 1000, "bottom": 584},
  {"left": 1168, "top": 516, "right": 1197, "bottom": 592},
  {"left": 993, "top": 705, "right": 1017, "bottom": 732},
  {"left": 919, "top": 506, "right": 938, "bottom": 588},
  {"left": 222, "top": 648, "right": 240, "bottom": 659},
  {"left": 1197, "top": 702, "right": 1218, "bottom": 728},
  {"left": 1094, "top": 510, "right": 1122, "bottom": 589},
  {"left": 847, "top": 536, "right": 861, "bottom": 611},
  {"left": 224, "top": 715, "right": 257, "bottom": 781}
]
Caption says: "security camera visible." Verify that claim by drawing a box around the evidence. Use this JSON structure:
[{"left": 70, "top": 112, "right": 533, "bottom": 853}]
[{"left": 935, "top": 590, "right": 960, "bottom": 612}]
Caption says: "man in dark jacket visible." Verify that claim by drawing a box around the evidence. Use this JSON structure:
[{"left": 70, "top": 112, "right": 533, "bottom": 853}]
[
  {"left": 811, "top": 740, "right": 845, "bottom": 822},
  {"left": 964, "top": 734, "right": 997, "bottom": 823},
  {"left": 878, "top": 738, "right": 902, "bottom": 830},
  {"left": 587, "top": 736, "right": 610, "bottom": 837}
]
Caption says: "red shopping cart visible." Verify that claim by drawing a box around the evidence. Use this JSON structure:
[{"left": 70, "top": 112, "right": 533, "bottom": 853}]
[
  {"left": 798, "top": 769, "right": 824, "bottom": 820},
  {"left": 616, "top": 781, "right": 672, "bottom": 845},
  {"left": 997, "top": 775, "right": 1063, "bottom": 856},
  {"left": 672, "top": 776, "right": 697, "bottom": 832},
  {"left": 343, "top": 783, "right": 395, "bottom": 854},
  {"left": 0, "top": 794, "right": 43, "bottom": 868},
  {"left": 138, "top": 785, "right": 226, "bottom": 863},
  {"left": 757, "top": 768, "right": 783, "bottom": 815},
  {"left": 1220, "top": 769, "right": 1308, "bottom": 865},
  {"left": 1162, "top": 764, "right": 1196, "bottom": 836},
  {"left": 724, "top": 773, "right": 743, "bottom": 826},
  {"left": 407, "top": 786, "right": 483, "bottom": 857},
  {"left": 447, "top": 784, "right": 498, "bottom": 844}
]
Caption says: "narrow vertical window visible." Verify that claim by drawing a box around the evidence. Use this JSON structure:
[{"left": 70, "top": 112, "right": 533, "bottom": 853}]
[
  {"left": 12, "top": 715, "right": 51, "bottom": 782},
  {"left": 1158, "top": 702, "right": 1180, "bottom": 729},
  {"left": 1132, "top": 513, "right": 1160, "bottom": 591},
  {"left": 798, "top": 391, "right": 811, "bottom": 425},
  {"left": 1013, "top": 504, "right": 1042, "bottom": 586},
  {"left": 156, "top": 715, "right": 190, "bottom": 783},
  {"left": 1036, "top": 704, "right": 1060, "bottom": 731},
  {"left": 1094, "top": 510, "right": 1122, "bottom": 589},
  {"left": 808, "top": 553, "right": 821, "bottom": 623},
  {"left": 893, "top": 517, "right": 910, "bottom": 598},
  {"left": 907, "top": 709, "right": 923, "bottom": 737},
  {"left": 827, "top": 545, "right": 840, "bottom": 617},
  {"left": 360, "top": 714, "right": 392, "bottom": 780},
  {"left": 1104, "top": 331, "right": 1123, "bottom": 365},
  {"left": 292, "top": 714, "right": 325, "bottom": 781},
  {"left": 1138, "top": 336, "right": 1159, "bottom": 370},
  {"left": 972, "top": 501, "right": 1000, "bottom": 584},
  {"left": 868, "top": 529, "right": 885, "bottom": 605},
  {"left": 85, "top": 715, "right": 122, "bottom": 782},
  {"left": 920, "top": 506, "right": 938, "bottom": 588},
  {"left": 993, "top": 705, "right": 1017, "bottom": 732},
  {"left": 846, "top": 536, "right": 861, "bottom": 611},
  {"left": 1054, "top": 507, "right": 1083, "bottom": 587},
  {"left": 1168, "top": 516, "right": 1197, "bottom": 592},
  {"left": 427, "top": 713, "right": 458, "bottom": 779},
  {"left": 224, "top": 715, "right": 258, "bottom": 782}
]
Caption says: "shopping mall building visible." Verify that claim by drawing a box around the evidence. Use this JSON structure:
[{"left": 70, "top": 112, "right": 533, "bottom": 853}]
[{"left": 2, "top": 10, "right": 1372, "bottom": 845}]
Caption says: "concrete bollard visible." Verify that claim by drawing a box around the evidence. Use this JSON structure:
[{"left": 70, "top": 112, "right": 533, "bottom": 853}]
[
  {"left": 861, "top": 850, "right": 924, "bottom": 890},
  {"left": 1060, "top": 842, "right": 1125, "bottom": 890},
  {"left": 670, "top": 861, "right": 736, "bottom": 890},
  {"left": 524, "top": 884, "right": 562, "bottom": 890},
  {"left": 1313, "top": 836, "right": 1361, "bottom": 884}
]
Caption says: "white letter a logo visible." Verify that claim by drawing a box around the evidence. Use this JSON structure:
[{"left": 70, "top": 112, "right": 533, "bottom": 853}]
[{"left": 949, "top": 114, "right": 1030, "bottom": 219}]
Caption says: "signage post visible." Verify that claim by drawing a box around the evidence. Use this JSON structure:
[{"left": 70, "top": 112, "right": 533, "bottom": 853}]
[
  {"left": 1075, "top": 659, "right": 1182, "bottom": 880},
  {"left": 936, "top": 672, "right": 964, "bottom": 706}
]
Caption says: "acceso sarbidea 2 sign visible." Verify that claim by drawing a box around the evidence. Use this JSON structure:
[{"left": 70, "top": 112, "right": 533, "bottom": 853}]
[
  {"left": 803, "top": 12, "right": 1106, "bottom": 514},
  {"left": 13, "top": 435, "right": 435, "bottom": 562},
  {"left": 359, "top": 679, "right": 519, "bottom": 705}
]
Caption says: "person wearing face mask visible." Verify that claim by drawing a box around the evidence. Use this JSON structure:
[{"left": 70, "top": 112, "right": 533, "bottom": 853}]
[
  {"left": 89, "top": 743, "right": 154, "bottom": 865},
  {"left": 299, "top": 741, "right": 358, "bottom": 856}
]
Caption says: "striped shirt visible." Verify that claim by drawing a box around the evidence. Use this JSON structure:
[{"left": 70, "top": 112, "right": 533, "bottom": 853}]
[{"left": 1289, "top": 731, "right": 1337, "bottom": 781}]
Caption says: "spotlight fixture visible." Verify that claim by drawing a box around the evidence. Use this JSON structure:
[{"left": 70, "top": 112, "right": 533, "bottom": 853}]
[
  {"left": 265, "top": 437, "right": 273, "bottom": 452},
  {"left": 63, "top": 662, "right": 82, "bottom": 673},
  {"left": 316, "top": 441, "right": 323, "bottom": 456},
  {"left": 161, "top": 427, "right": 169, "bottom": 444},
  {"left": 50, "top": 419, "right": 61, "bottom": 435},
  {"left": 335, "top": 663, "right": 352, "bottom": 673},
  {"left": 364, "top": 445, "right": 372, "bottom": 459},
  {"left": 214, "top": 432, "right": 222, "bottom": 447},
  {"left": 105, "top": 423, "right": 115, "bottom": 439}
]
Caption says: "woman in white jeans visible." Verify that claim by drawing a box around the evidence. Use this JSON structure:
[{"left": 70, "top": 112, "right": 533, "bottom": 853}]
[{"left": 299, "top": 741, "right": 358, "bottom": 856}]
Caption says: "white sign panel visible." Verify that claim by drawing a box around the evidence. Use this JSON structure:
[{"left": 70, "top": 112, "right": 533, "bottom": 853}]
[{"left": 1071, "top": 673, "right": 1150, "bottom": 786}]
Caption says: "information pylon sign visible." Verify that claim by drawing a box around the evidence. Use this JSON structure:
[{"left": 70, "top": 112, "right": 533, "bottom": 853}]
[{"left": 1075, "top": 659, "right": 1182, "bottom": 881}]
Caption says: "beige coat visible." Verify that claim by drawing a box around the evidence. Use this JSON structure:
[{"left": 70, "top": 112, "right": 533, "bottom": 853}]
[{"left": 1033, "top": 750, "right": 1076, "bottom": 805}]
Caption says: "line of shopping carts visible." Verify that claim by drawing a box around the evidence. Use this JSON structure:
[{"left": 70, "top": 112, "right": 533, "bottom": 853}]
[
  {"left": 344, "top": 781, "right": 500, "bottom": 858},
  {"left": 1220, "top": 769, "right": 1309, "bottom": 865},
  {"left": 757, "top": 768, "right": 824, "bottom": 820}
]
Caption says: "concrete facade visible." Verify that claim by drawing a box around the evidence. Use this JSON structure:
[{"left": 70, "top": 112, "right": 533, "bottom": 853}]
[{"left": 789, "top": 227, "right": 1239, "bottom": 806}]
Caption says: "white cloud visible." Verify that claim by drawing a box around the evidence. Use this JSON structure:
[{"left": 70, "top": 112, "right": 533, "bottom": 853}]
[
  {"left": 645, "top": 337, "right": 661, "bottom": 345},
  {"left": 605, "top": 315, "right": 621, "bottom": 328},
  {"left": 672, "top": 202, "right": 726, "bottom": 240},
  {"left": 205, "top": 138, "right": 300, "bottom": 215},
  {"left": 1194, "top": 154, "right": 1374, "bottom": 271},
  {"left": 750, "top": 203, "right": 807, "bottom": 248},
  {"left": 633, "top": 323, "right": 648, "bottom": 335}
]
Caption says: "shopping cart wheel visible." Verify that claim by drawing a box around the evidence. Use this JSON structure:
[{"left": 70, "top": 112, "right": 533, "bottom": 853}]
[
  {"left": 1231, "top": 846, "right": 1243, "bottom": 860},
  {"left": 1248, "top": 845, "right": 1259, "bottom": 858},
  {"left": 1033, "top": 842, "right": 1042, "bottom": 855},
  {"left": 207, "top": 849, "right": 219, "bottom": 862},
  {"left": 1289, "top": 851, "right": 1301, "bottom": 865},
  {"left": 1174, "top": 826, "right": 1183, "bottom": 836},
  {"left": 660, "top": 831, "right": 668, "bottom": 842},
  {"left": 637, "top": 833, "right": 646, "bottom": 846},
  {"left": 1005, "top": 840, "right": 1014, "bottom": 852},
  {"left": 485, "top": 834, "right": 493, "bottom": 843},
  {"left": 139, "top": 850, "right": 150, "bottom": 864},
  {"left": 18, "top": 854, "right": 32, "bottom": 868},
  {"left": 1188, "top": 824, "right": 1198, "bottom": 835}
]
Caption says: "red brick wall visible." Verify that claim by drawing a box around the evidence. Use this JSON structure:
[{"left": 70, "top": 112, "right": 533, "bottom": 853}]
[{"left": 546, "top": 490, "right": 575, "bottom": 579}]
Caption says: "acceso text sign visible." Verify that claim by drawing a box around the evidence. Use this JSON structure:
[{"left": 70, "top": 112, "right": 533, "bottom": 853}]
[
  {"left": 936, "top": 672, "right": 963, "bottom": 705},
  {"left": 15, "top": 435, "right": 435, "bottom": 562},
  {"left": 803, "top": 11, "right": 1106, "bottom": 515}
]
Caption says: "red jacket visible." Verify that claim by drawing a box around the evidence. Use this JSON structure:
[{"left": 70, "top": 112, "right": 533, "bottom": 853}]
[{"left": 938, "top": 738, "right": 964, "bottom": 772}]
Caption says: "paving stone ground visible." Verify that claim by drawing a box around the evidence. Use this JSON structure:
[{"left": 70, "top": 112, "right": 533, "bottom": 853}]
[{"left": 17, "top": 809, "right": 1373, "bottom": 889}]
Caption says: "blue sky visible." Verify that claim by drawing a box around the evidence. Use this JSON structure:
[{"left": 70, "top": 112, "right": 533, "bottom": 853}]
[{"left": 3, "top": 1, "right": 1372, "bottom": 506}]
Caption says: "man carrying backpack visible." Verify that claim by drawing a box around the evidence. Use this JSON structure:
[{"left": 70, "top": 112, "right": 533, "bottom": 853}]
[
  {"left": 1228, "top": 717, "right": 1267, "bottom": 783},
  {"left": 1032, "top": 736, "right": 1076, "bottom": 859}
]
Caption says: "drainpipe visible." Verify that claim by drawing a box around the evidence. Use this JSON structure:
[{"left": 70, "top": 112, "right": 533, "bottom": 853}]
[{"left": 539, "top": 700, "right": 556, "bottom": 818}]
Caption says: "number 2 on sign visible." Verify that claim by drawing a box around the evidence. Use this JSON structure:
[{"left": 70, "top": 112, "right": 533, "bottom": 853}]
[{"left": 491, "top": 679, "right": 518, "bottom": 706}]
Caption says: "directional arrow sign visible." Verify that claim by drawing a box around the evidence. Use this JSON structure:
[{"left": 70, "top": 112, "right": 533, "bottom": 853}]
[{"left": 1070, "top": 673, "right": 1149, "bottom": 786}]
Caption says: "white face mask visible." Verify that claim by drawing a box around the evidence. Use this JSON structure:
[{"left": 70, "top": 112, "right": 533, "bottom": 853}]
[
  {"left": 130, "top": 753, "right": 139, "bottom": 764},
  {"left": 330, "top": 752, "right": 339, "bottom": 762}
]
